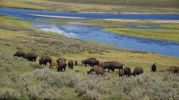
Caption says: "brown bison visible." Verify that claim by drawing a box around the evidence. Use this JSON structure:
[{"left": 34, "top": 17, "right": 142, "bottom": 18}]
[
  {"left": 168, "top": 66, "right": 179, "bottom": 74},
  {"left": 13, "top": 50, "right": 26, "bottom": 58},
  {"left": 123, "top": 67, "right": 132, "bottom": 76},
  {"left": 39, "top": 55, "right": 52, "bottom": 65},
  {"left": 57, "top": 58, "right": 66, "bottom": 63},
  {"left": 57, "top": 58, "right": 66, "bottom": 72},
  {"left": 25, "top": 52, "right": 37, "bottom": 62},
  {"left": 87, "top": 66, "right": 105, "bottom": 75},
  {"left": 68, "top": 60, "right": 74, "bottom": 69},
  {"left": 151, "top": 63, "right": 157, "bottom": 72},
  {"left": 100, "top": 61, "right": 124, "bottom": 72},
  {"left": 132, "top": 67, "right": 143, "bottom": 76},
  {"left": 82, "top": 58, "right": 99, "bottom": 67},
  {"left": 75, "top": 61, "right": 78, "bottom": 66}
]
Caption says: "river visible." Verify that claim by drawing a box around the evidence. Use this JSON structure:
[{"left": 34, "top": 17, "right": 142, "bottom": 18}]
[{"left": 1, "top": 7, "right": 179, "bottom": 57}]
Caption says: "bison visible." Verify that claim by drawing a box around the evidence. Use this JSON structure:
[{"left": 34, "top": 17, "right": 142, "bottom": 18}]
[
  {"left": 57, "top": 58, "right": 66, "bottom": 72},
  {"left": 151, "top": 63, "right": 157, "bottom": 72},
  {"left": 75, "top": 61, "right": 78, "bottom": 66},
  {"left": 99, "top": 61, "right": 124, "bottom": 72},
  {"left": 39, "top": 55, "right": 52, "bottom": 65},
  {"left": 57, "top": 58, "right": 66, "bottom": 63},
  {"left": 168, "top": 66, "right": 179, "bottom": 74},
  {"left": 13, "top": 50, "right": 26, "bottom": 58},
  {"left": 25, "top": 52, "right": 37, "bottom": 62},
  {"left": 82, "top": 58, "right": 99, "bottom": 67},
  {"left": 68, "top": 60, "right": 74, "bottom": 69},
  {"left": 123, "top": 67, "right": 132, "bottom": 77},
  {"left": 132, "top": 67, "right": 143, "bottom": 76},
  {"left": 87, "top": 66, "right": 105, "bottom": 75}
]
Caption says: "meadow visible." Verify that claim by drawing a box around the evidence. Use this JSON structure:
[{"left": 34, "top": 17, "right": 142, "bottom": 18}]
[{"left": 0, "top": 14, "right": 179, "bottom": 99}]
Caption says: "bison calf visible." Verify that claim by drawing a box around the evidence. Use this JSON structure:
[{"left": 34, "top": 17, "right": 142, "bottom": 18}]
[{"left": 151, "top": 63, "right": 157, "bottom": 72}]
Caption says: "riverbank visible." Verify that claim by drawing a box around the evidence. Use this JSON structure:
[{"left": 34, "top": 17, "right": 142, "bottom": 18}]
[{"left": 1, "top": 0, "right": 179, "bottom": 14}]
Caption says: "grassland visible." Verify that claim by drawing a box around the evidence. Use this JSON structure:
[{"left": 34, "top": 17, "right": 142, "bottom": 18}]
[
  {"left": 105, "top": 27, "right": 179, "bottom": 41},
  {"left": 0, "top": 15, "right": 179, "bottom": 99},
  {"left": 1, "top": 0, "right": 179, "bottom": 13}
]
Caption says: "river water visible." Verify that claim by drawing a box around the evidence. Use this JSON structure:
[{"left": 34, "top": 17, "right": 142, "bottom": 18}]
[{"left": 1, "top": 7, "right": 179, "bottom": 57}]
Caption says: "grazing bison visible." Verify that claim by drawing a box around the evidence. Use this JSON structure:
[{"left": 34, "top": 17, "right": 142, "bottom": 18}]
[
  {"left": 123, "top": 67, "right": 132, "bottom": 76},
  {"left": 68, "top": 60, "right": 74, "bottom": 69},
  {"left": 75, "top": 61, "right": 78, "bottom": 66},
  {"left": 100, "top": 61, "right": 124, "bottom": 72},
  {"left": 87, "top": 66, "right": 105, "bottom": 75},
  {"left": 13, "top": 50, "right": 26, "bottom": 58},
  {"left": 151, "top": 63, "right": 157, "bottom": 72},
  {"left": 57, "top": 58, "right": 66, "bottom": 72},
  {"left": 168, "top": 66, "right": 179, "bottom": 74},
  {"left": 57, "top": 58, "right": 66, "bottom": 63},
  {"left": 82, "top": 58, "right": 99, "bottom": 67},
  {"left": 39, "top": 56, "right": 52, "bottom": 65},
  {"left": 25, "top": 52, "right": 37, "bottom": 62},
  {"left": 132, "top": 67, "right": 143, "bottom": 76}
]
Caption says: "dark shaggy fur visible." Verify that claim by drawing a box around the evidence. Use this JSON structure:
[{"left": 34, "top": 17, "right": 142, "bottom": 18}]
[
  {"left": 57, "top": 58, "right": 66, "bottom": 72},
  {"left": 68, "top": 60, "right": 74, "bottom": 69},
  {"left": 132, "top": 67, "right": 143, "bottom": 76},
  {"left": 123, "top": 67, "right": 131, "bottom": 76},
  {"left": 25, "top": 52, "right": 37, "bottom": 62},
  {"left": 75, "top": 61, "right": 78, "bottom": 66},
  {"left": 151, "top": 63, "right": 157, "bottom": 72},
  {"left": 82, "top": 58, "right": 99, "bottom": 67},
  {"left": 13, "top": 50, "right": 26, "bottom": 58},
  {"left": 100, "top": 61, "right": 124, "bottom": 72},
  {"left": 57, "top": 58, "right": 66, "bottom": 63},
  {"left": 39, "top": 55, "right": 52, "bottom": 65},
  {"left": 168, "top": 66, "right": 179, "bottom": 74}
]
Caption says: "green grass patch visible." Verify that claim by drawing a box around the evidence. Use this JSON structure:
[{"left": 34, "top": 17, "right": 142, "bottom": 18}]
[
  {"left": 104, "top": 27, "right": 179, "bottom": 41},
  {"left": 0, "top": 15, "right": 33, "bottom": 28}
]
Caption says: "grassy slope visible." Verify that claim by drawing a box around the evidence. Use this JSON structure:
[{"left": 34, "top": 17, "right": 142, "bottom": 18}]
[
  {"left": 52, "top": 0, "right": 179, "bottom": 7},
  {"left": 1, "top": 0, "right": 179, "bottom": 13},
  {"left": 0, "top": 15, "right": 179, "bottom": 99}
]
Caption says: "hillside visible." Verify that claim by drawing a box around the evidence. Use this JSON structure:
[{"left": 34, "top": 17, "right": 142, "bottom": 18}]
[
  {"left": 0, "top": 13, "right": 179, "bottom": 100},
  {"left": 1, "top": 0, "right": 179, "bottom": 13}
]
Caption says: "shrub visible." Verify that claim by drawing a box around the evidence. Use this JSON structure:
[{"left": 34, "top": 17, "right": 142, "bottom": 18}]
[{"left": 0, "top": 88, "right": 20, "bottom": 100}]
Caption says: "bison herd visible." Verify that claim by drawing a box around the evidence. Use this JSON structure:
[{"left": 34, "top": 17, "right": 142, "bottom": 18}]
[{"left": 14, "top": 50, "right": 179, "bottom": 77}]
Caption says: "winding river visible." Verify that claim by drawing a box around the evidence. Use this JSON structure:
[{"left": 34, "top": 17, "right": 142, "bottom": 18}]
[{"left": 1, "top": 7, "right": 179, "bottom": 57}]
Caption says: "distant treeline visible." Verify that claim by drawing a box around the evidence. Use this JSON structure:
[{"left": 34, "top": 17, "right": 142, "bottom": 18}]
[{"left": 51, "top": 0, "right": 179, "bottom": 8}]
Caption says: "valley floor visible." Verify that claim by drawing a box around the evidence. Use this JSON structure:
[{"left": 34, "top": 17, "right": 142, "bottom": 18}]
[{"left": 0, "top": 12, "right": 179, "bottom": 99}]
